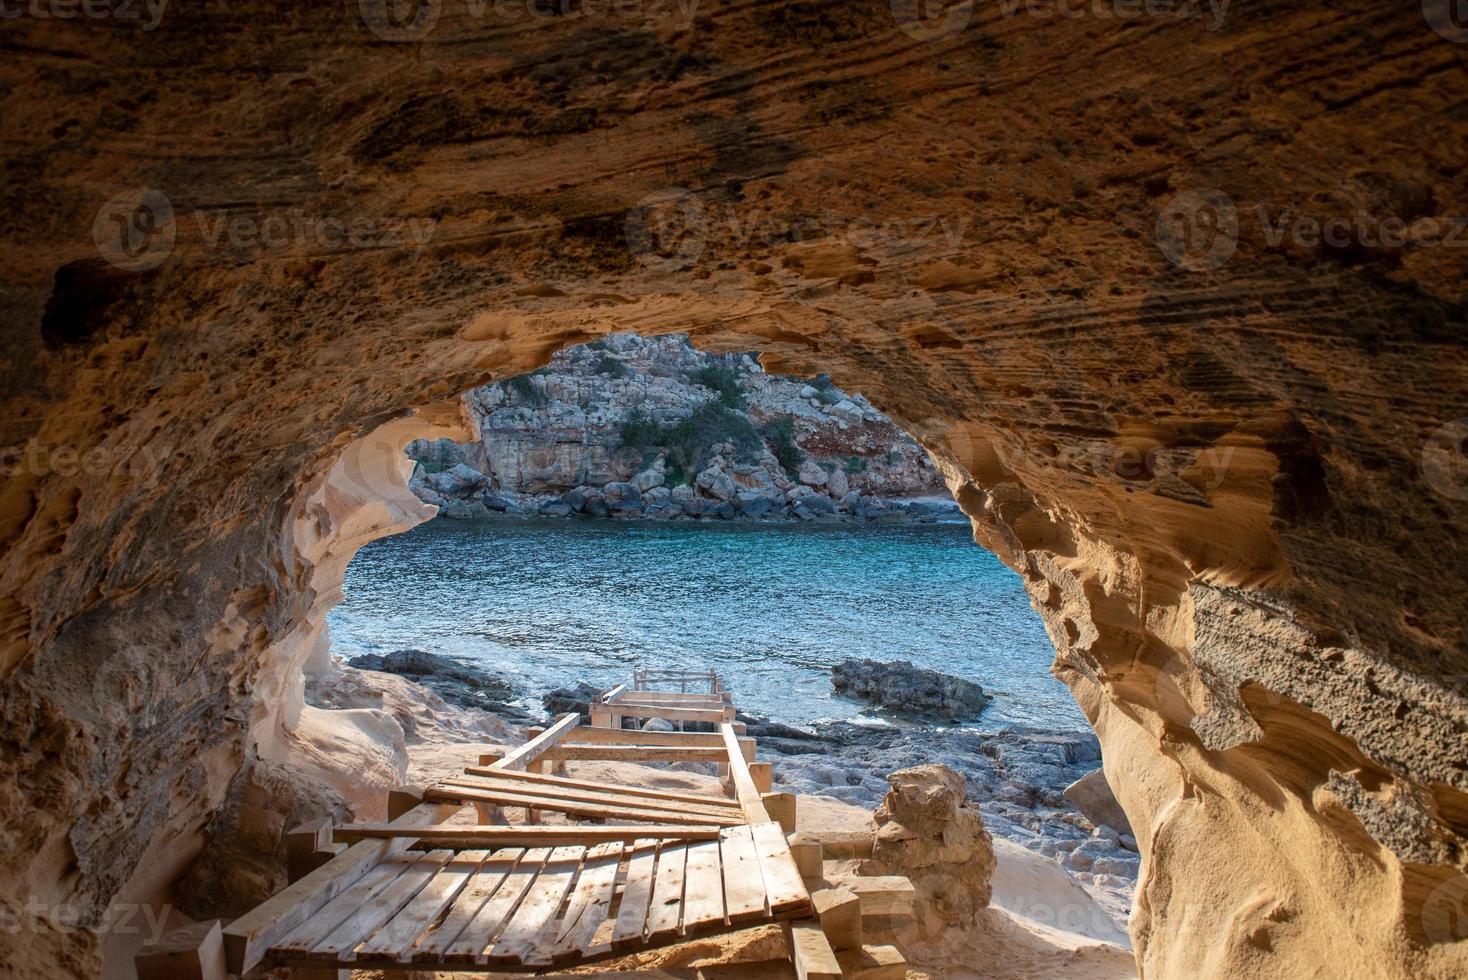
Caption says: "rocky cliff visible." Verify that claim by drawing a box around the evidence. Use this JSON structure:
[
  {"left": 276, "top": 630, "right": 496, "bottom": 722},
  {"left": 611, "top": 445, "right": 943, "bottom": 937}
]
[
  {"left": 1, "top": 4, "right": 1465, "bottom": 979},
  {"left": 405, "top": 332, "right": 949, "bottom": 521}
]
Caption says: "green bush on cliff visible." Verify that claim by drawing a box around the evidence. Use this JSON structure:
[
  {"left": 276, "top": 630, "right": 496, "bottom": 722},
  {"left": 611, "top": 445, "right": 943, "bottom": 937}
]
[
  {"left": 693, "top": 364, "right": 744, "bottom": 408},
  {"left": 761, "top": 417, "right": 803, "bottom": 474},
  {"left": 619, "top": 401, "right": 761, "bottom": 481},
  {"left": 593, "top": 354, "right": 630, "bottom": 378}
]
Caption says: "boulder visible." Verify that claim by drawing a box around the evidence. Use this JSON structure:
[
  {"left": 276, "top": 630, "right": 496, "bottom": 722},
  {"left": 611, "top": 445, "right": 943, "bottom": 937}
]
[
  {"left": 585, "top": 495, "right": 610, "bottom": 518},
  {"left": 830, "top": 658, "right": 988, "bottom": 721},
  {"left": 798, "top": 459, "right": 829, "bottom": 487},
  {"left": 1063, "top": 768, "right": 1133, "bottom": 835},
  {"left": 542, "top": 681, "right": 603, "bottom": 723},
  {"left": 426, "top": 462, "right": 489, "bottom": 496},
  {"left": 438, "top": 499, "right": 491, "bottom": 520},
  {"left": 736, "top": 491, "right": 774, "bottom": 517},
  {"left": 346, "top": 650, "right": 513, "bottom": 710},
  {"left": 827, "top": 466, "right": 850, "bottom": 498},
  {"left": 633, "top": 460, "right": 665, "bottom": 492},
  {"left": 539, "top": 501, "right": 573, "bottom": 517},
  {"left": 562, "top": 487, "right": 589, "bottom": 512},
  {"left": 696, "top": 465, "right": 737, "bottom": 501},
  {"left": 827, "top": 398, "right": 865, "bottom": 424},
  {"left": 669, "top": 483, "right": 696, "bottom": 506},
  {"left": 861, "top": 765, "right": 995, "bottom": 929},
  {"left": 801, "top": 494, "right": 837, "bottom": 515},
  {"left": 601, "top": 481, "right": 643, "bottom": 512},
  {"left": 840, "top": 490, "right": 862, "bottom": 512}
]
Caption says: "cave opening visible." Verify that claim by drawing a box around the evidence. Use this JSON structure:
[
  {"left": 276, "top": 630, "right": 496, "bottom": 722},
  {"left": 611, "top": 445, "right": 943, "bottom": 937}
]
[{"left": 292, "top": 332, "right": 1139, "bottom": 957}]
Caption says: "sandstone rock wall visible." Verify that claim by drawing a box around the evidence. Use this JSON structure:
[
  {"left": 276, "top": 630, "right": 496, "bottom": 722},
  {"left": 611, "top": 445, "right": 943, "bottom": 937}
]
[{"left": 0, "top": 4, "right": 1465, "bottom": 978}]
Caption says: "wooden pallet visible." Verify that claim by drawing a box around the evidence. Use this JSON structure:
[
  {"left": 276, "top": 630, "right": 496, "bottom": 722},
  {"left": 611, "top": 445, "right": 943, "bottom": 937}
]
[{"left": 260, "top": 822, "right": 811, "bottom": 971}]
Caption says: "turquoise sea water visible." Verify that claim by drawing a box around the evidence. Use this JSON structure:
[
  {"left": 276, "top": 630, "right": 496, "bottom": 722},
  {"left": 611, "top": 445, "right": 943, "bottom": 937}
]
[{"left": 329, "top": 518, "right": 1086, "bottom": 732}]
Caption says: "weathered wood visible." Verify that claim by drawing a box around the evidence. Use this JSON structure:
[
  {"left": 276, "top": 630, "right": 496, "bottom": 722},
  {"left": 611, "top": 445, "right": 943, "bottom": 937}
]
[
  {"left": 837, "top": 943, "right": 907, "bottom": 980},
  {"left": 811, "top": 887, "right": 862, "bottom": 952},
  {"left": 308, "top": 849, "right": 454, "bottom": 962},
  {"left": 602, "top": 683, "right": 628, "bottom": 703},
  {"left": 493, "top": 713, "right": 580, "bottom": 772},
  {"left": 784, "top": 918, "right": 842, "bottom": 980},
  {"left": 286, "top": 819, "right": 335, "bottom": 885},
  {"left": 460, "top": 764, "right": 740, "bottom": 808},
  {"left": 548, "top": 842, "right": 624, "bottom": 961},
  {"left": 541, "top": 744, "right": 733, "bottom": 764},
  {"left": 224, "top": 802, "right": 456, "bottom": 974},
  {"left": 135, "top": 920, "right": 227, "bottom": 980},
  {"left": 410, "top": 849, "right": 522, "bottom": 963},
  {"left": 788, "top": 840, "right": 824, "bottom": 882},
  {"left": 717, "top": 826, "right": 769, "bottom": 926},
  {"left": 476, "top": 748, "right": 506, "bottom": 766},
  {"left": 679, "top": 839, "right": 726, "bottom": 933},
  {"left": 645, "top": 843, "right": 689, "bottom": 942},
  {"left": 847, "top": 876, "right": 917, "bottom": 918},
  {"left": 387, "top": 786, "right": 426, "bottom": 821},
  {"left": 335, "top": 824, "right": 724, "bottom": 846},
  {"left": 607, "top": 703, "right": 734, "bottom": 724},
  {"left": 353, "top": 850, "right": 489, "bottom": 961},
  {"left": 271, "top": 856, "right": 419, "bottom": 959},
  {"left": 749, "top": 762, "right": 774, "bottom": 794},
  {"left": 439, "top": 775, "right": 737, "bottom": 819},
  {"left": 443, "top": 848, "right": 547, "bottom": 964},
  {"left": 720, "top": 724, "right": 770, "bottom": 824},
  {"left": 485, "top": 845, "right": 585, "bottom": 965},
  {"left": 538, "top": 726, "right": 729, "bottom": 747},
  {"left": 610, "top": 839, "right": 660, "bottom": 949},
  {"left": 762, "top": 792, "right": 798, "bottom": 833},
  {"left": 750, "top": 822, "right": 812, "bottom": 916},
  {"left": 423, "top": 784, "right": 744, "bottom": 826}
]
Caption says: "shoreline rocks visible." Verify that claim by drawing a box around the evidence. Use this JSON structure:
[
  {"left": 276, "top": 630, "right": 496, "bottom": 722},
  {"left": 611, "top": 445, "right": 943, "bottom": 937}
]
[
  {"left": 346, "top": 649, "right": 525, "bottom": 718},
  {"left": 831, "top": 658, "right": 989, "bottom": 721}
]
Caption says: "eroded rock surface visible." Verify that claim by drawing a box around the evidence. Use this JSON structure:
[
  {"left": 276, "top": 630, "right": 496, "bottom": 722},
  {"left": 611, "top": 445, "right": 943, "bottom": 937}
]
[{"left": 0, "top": 4, "right": 1465, "bottom": 978}]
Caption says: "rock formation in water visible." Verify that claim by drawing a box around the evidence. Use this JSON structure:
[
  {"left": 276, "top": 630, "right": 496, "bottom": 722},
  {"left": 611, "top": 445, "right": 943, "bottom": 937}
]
[
  {"left": 405, "top": 331, "right": 950, "bottom": 521},
  {"left": 1, "top": 4, "right": 1466, "bottom": 978},
  {"left": 831, "top": 657, "right": 989, "bottom": 720}
]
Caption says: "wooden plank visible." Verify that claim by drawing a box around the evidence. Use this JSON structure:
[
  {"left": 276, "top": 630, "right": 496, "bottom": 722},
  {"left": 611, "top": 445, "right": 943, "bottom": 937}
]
[
  {"left": 543, "top": 744, "right": 731, "bottom": 764},
  {"left": 135, "top": 920, "right": 227, "bottom": 980},
  {"left": 718, "top": 826, "right": 770, "bottom": 926},
  {"left": 423, "top": 785, "right": 743, "bottom": 826},
  {"left": 537, "top": 727, "right": 728, "bottom": 747},
  {"left": 353, "top": 850, "right": 489, "bottom": 962},
  {"left": 336, "top": 824, "right": 724, "bottom": 847},
  {"left": 460, "top": 765, "right": 740, "bottom": 809},
  {"left": 610, "top": 839, "right": 660, "bottom": 950},
  {"left": 763, "top": 792, "right": 798, "bottom": 833},
  {"left": 443, "top": 848, "right": 549, "bottom": 964},
  {"left": 810, "top": 887, "right": 862, "bottom": 952},
  {"left": 785, "top": 918, "right": 842, "bottom": 980},
  {"left": 644, "top": 843, "right": 689, "bottom": 943},
  {"left": 721, "top": 724, "right": 770, "bottom": 825},
  {"left": 410, "top": 849, "right": 523, "bottom": 964},
  {"left": 847, "top": 876, "right": 917, "bottom": 917},
  {"left": 484, "top": 846, "right": 586, "bottom": 966},
  {"left": 493, "top": 713, "right": 580, "bottom": 772},
  {"left": 749, "top": 762, "right": 774, "bottom": 794},
  {"left": 602, "top": 684, "right": 628, "bottom": 703},
  {"left": 438, "top": 775, "right": 738, "bottom": 819},
  {"left": 308, "top": 849, "right": 454, "bottom": 962},
  {"left": 224, "top": 802, "right": 456, "bottom": 974},
  {"left": 602, "top": 703, "right": 730, "bottom": 723},
  {"left": 548, "top": 842, "right": 624, "bottom": 962},
  {"left": 679, "top": 839, "right": 726, "bottom": 933},
  {"left": 286, "top": 819, "right": 335, "bottom": 884},
  {"left": 269, "top": 854, "right": 423, "bottom": 958},
  {"left": 751, "top": 822, "right": 811, "bottom": 916}
]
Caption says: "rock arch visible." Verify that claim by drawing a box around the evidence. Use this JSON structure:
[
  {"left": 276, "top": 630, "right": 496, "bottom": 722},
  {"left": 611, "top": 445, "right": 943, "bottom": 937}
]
[{"left": 1, "top": 3, "right": 1465, "bottom": 977}]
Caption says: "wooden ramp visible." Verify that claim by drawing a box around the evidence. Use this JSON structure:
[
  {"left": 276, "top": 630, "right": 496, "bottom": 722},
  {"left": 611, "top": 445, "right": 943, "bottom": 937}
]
[{"left": 187, "top": 669, "right": 898, "bottom": 978}]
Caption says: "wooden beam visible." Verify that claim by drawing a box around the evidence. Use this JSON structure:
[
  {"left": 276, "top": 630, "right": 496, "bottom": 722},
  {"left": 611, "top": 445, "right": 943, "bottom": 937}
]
[
  {"left": 749, "top": 761, "right": 774, "bottom": 794},
  {"left": 135, "top": 920, "right": 227, "bottom": 980},
  {"left": 541, "top": 744, "right": 731, "bottom": 763},
  {"left": 847, "top": 876, "right": 917, "bottom": 918},
  {"left": 546, "top": 726, "right": 726, "bottom": 746},
  {"left": 811, "top": 887, "right": 862, "bottom": 952},
  {"left": 837, "top": 944, "right": 907, "bottom": 980},
  {"left": 788, "top": 839, "right": 824, "bottom": 882},
  {"left": 597, "top": 703, "right": 733, "bottom": 724},
  {"left": 423, "top": 784, "right": 744, "bottom": 826},
  {"left": 459, "top": 765, "right": 740, "bottom": 809},
  {"left": 784, "top": 918, "right": 842, "bottom": 980},
  {"left": 221, "top": 802, "right": 459, "bottom": 975},
  {"left": 493, "top": 713, "right": 580, "bottom": 771},
  {"left": 333, "top": 824, "right": 723, "bottom": 846},
  {"left": 387, "top": 786, "right": 425, "bottom": 821},
  {"left": 602, "top": 683, "right": 628, "bottom": 703},
  {"left": 437, "top": 775, "right": 738, "bottom": 819},
  {"left": 762, "top": 792, "right": 798, "bottom": 833},
  {"left": 720, "top": 723, "right": 770, "bottom": 824},
  {"left": 285, "top": 818, "right": 334, "bottom": 884}
]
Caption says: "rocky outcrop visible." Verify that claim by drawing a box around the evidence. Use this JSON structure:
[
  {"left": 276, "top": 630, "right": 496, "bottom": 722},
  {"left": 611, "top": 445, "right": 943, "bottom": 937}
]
[
  {"left": 346, "top": 649, "right": 518, "bottom": 714},
  {"left": 2, "top": 5, "right": 1466, "bottom": 978},
  {"left": 405, "top": 333, "right": 955, "bottom": 523},
  {"left": 1064, "top": 769, "right": 1133, "bottom": 837},
  {"left": 862, "top": 765, "right": 996, "bottom": 931},
  {"left": 832, "top": 658, "right": 988, "bottom": 721}
]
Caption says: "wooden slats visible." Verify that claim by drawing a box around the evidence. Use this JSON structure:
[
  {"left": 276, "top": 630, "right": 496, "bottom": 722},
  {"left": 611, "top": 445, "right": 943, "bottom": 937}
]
[
  {"left": 439, "top": 774, "right": 737, "bottom": 819},
  {"left": 494, "top": 713, "right": 579, "bottom": 772},
  {"left": 336, "top": 824, "right": 723, "bottom": 847},
  {"left": 719, "top": 826, "right": 771, "bottom": 926},
  {"left": 485, "top": 846, "right": 585, "bottom": 966},
  {"left": 542, "top": 744, "right": 732, "bottom": 763},
  {"left": 270, "top": 853, "right": 421, "bottom": 959},
  {"left": 680, "top": 839, "right": 726, "bottom": 933},
  {"left": 443, "top": 848, "right": 548, "bottom": 964},
  {"left": 308, "top": 849, "right": 454, "bottom": 961},
  {"left": 423, "top": 784, "right": 744, "bottom": 827},
  {"left": 547, "top": 842, "right": 624, "bottom": 962},
  {"left": 751, "top": 822, "right": 812, "bottom": 916},
  {"left": 353, "top": 850, "right": 487, "bottom": 962},
  {"left": 611, "top": 839, "right": 661, "bottom": 949},
  {"left": 458, "top": 764, "right": 740, "bottom": 808},
  {"left": 410, "top": 849, "right": 522, "bottom": 963},
  {"left": 645, "top": 843, "right": 689, "bottom": 942}
]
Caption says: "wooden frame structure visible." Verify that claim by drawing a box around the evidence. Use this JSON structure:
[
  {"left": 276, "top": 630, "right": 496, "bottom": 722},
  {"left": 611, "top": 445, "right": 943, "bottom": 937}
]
[{"left": 189, "top": 670, "right": 893, "bottom": 978}]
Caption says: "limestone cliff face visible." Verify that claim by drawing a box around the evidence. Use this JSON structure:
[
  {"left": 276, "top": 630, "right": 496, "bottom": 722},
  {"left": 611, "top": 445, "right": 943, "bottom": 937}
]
[{"left": 0, "top": 3, "right": 1466, "bottom": 978}]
